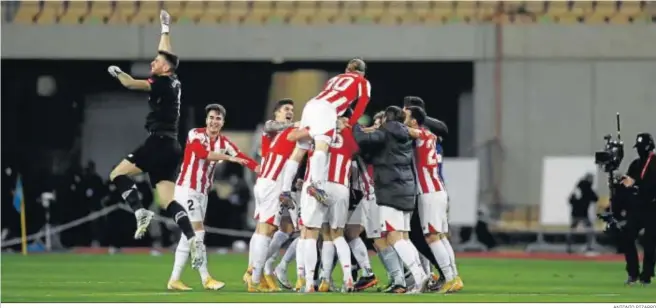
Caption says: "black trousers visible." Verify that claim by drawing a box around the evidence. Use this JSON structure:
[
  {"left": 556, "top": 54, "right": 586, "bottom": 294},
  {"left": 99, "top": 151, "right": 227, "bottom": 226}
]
[{"left": 621, "top": 207, "right": 656, "bottom": 280}]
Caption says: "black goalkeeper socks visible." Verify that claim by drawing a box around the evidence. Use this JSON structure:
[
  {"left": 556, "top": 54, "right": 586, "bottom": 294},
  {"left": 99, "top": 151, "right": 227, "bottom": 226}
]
[
  {"left": 113, "top": 175, "right": 143, "bottom": 211},
  {"left": 167, "top": 200, "right": 196, "bottom": 240}
]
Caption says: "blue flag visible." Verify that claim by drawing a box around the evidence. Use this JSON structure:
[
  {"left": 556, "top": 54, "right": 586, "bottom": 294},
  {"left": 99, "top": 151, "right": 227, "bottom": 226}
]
[{"left": 13, "top": 176, "right": 23, "bottom": 213}]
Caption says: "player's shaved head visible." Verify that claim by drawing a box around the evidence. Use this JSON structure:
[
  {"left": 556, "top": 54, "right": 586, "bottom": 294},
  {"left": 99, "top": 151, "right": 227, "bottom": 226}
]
[{"left": 346, "top": 58, "right": 366, "bottom": 74}]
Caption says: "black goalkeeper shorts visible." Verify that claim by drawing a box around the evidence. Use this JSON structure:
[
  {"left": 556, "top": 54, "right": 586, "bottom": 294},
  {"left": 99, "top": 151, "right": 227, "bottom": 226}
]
[{"left": 125, "top": 133, "right": 182, "bottom": 187}]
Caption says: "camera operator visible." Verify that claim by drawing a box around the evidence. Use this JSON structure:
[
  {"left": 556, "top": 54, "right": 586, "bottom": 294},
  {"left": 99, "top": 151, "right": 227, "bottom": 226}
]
[{"left": 619, "top": 132, "right": 656, "bottom": 285}]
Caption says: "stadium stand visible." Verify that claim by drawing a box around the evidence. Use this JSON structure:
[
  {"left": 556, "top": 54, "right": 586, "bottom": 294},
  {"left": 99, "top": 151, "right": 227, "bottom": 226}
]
[
  {"left": 60, "top": 1, "right": 89, "bottom": 25},
  {"left": 86, "top": 1, "right": 114, "bottom": 24},
  {"left": 288, "top": 1, "right": 316, "bottom": 25},
  {"left": 3, "top": 1, "right": 654, "bottom": 26}
]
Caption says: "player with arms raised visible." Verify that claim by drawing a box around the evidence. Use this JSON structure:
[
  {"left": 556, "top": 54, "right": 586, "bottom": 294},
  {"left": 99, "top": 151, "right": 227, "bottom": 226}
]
[
  {"left": 168, "top": 104, "right": 259, "bottom": 291},
  {"left": 106, "top": 10, "right": 203, "bottom": 269},
  {"left": 405, "top": 106, "right": 462, "bottom": 293},
  {"left": 278, "top": 59, "right": 371, "bottom": 209}
]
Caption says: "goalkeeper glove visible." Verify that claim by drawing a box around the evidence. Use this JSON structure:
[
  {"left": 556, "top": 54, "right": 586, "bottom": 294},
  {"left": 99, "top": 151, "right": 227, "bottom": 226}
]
[{"left": 160, "top": 10, "right": 171, "bottom": 34}]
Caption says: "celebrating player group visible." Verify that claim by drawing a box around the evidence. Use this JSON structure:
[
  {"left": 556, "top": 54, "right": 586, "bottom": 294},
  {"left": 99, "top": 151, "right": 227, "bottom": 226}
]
[
  {"left": 243, "top": 58, "right": 463, "bottom": 294},
  {"left": 106, "top": 10, "right": 461, "bottom": 295}
]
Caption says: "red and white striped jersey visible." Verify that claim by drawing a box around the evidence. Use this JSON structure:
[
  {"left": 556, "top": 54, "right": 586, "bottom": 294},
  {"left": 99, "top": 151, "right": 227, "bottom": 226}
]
[
  {"left": 413, "top": 127, "right": 444, "bottom": 194},
  {"left": 353, "top": 157, "right": 375, "bottom": 200},
  {"left": 302, "top": 128, "right": 359, "bottom": 187},
  {"left": 177, "top": 128, "right": 258, "bottom": 194},
  {"left": 327, "top": 128, "right": 359, "bottom": 187},
  {"left": 258, "top": 130, "right": 276, "bottom": 178},
  {"left": 260, "top": 127, "right": 296, "bottom": 181},
  {"left": 313, "top": 72, "right": 371, "bottom": 124}
]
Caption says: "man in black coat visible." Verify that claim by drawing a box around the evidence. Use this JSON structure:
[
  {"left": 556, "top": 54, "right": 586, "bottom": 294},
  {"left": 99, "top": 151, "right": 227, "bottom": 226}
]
[
  {"left": 619, "top": 132, "right": 656, "bottom": 285},
  {"left": 353, "top": 105, "right": 429, "bottom": 294}
]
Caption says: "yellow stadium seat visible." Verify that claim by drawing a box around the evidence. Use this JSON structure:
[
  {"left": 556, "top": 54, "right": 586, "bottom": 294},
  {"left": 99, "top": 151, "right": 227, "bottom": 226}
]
[
  {"left": 477, "top": 1, "right": 499, "bottom": 22},
  {"left": 388, "top": 1, "right": 408, "bottom": 16},
  {"left": 14, "top": 1, "right": 41, "bottom": 24},
  {"left": 162, "top": 1, "right": 185, "bottom": 22},
  {"left": 620, "top": 1, "right": 645, "bottom": 18},
  {"left": 524, "top": 1, "right": 545, "bottom": 15},
  {"left": 545, "top": 1, "right": 568, "bottom": 16},
  {"left": 588, "top": 1, "right": 617, "bottom": 20},
  {"left": 33, "top": 1, "right": 60, "bottom": 24},
  {"left": 544, "top": 1, "right": 581, "bottom": 23},
  {"left": 342, "top": 1, "right": 364, "bottom": 22},
  {"left": 362, "top": 1, "right": 385, "bottom": 21},
  {"left": 453, "top": 1, "right": 474, "bottom": 23},
  {"left": 289, "top": 1, "right": 316, "bottom": 25},
  {"left": 85, "top": 1, "right": 115, "bottom": 24},
  {"left": 608, "top": 13, "right": 631, "bottom": 24},
  {"left": 269, "top": 1, "right": 295, "bottom": 23},
  {"left": 131, "top": 1, "right": 160, "bottom": 25},
  {"left": 585, "top": 13, "right": 610, "bottom": 24},
  {"left": 199, "top": 1, "right": 226, "bottom": 24},
  {"left": 383, "top": 1, "right": 408, "bottom": 25},
  {"left": 571, "top": 1, "right": 593, "bottom": 16},
  {"left": 183, "top": 1, "right": 207, "bottom": 23},
  {"left": 246, "top": 1, "right": 271, "bottom": 24},
  {"left": 225, "top": 1, "right": 252, "bottom": 24},
  {"left": 554, "top": 15, "right": 579, "bottom": 24},
  {"left": 502, "top": 1, "right": 523, "bottom": 12},
  {"left": 59, "top": 1, "right": 89, "bottom": 24},
  {"left": 110, "top": 1, "right": 137, "bottom": 24},
  {"left": 315, "top": 1, "right": 341, "bottom": 24},
  {"left": 424, "top": 2, "right": 453, "bottom": 24},
  {"left": 410, "top": 1, "right": 431, "bottom": 16}
]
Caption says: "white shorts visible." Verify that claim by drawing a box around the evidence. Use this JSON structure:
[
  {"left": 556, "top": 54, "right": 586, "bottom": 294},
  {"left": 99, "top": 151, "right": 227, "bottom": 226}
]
[
  {"left": 323, "top": 182, "right": 350, "bottom": 229},
  {"left": 298, "top": 99, "right": 337, "bottom": 150},
  {"left": 175, "top": 186, "right": 208, "bottom": 223},
  {"left": 418, "top": 191, "right": 449, "bottom": 234},
  {"left": 253, "top": 178, "right": 283, "bottom": 226},
  {"left": 379, "top": 205, "right": 411, "bottom": 233},
  {"left": 359, "top": 197, "right": 382, "bottom": 238},
  {"left": 299, "top": 182, "right": 327, "bottom": 229},
  {"left": 347, "top": 205, "right": 364, "bottom": 227}
]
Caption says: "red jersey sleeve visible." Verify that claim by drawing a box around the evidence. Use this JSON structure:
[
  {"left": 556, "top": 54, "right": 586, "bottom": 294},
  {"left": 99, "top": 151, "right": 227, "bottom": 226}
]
[
  {"left": 186, "top": 129, "right": 209, "bottom": 159},
  {"left": 341, "top": 127, "right": 359, "bottom": 155},
  {"left": 223, "top": 137, "right": 259, "bottom": 171},
  {"left": 349, "top": 78, "right": 371, "bottom": 126}
]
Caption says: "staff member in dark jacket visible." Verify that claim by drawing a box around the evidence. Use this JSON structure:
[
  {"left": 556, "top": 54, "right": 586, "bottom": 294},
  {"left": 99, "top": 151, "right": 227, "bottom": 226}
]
[
  {"left": 567, "top": 173, "right": 598, "bottom": 253},
  {"left": 620, "top": 132, "right": 656, "bottom": 285},
  {"left": 353, "top": 105, "right": 429, "bottom": 293}
]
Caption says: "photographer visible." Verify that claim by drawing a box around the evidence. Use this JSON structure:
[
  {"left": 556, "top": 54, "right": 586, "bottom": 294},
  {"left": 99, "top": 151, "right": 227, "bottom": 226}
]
[{"left": 619, "top": 132, "right": 656, "bottom": 285}]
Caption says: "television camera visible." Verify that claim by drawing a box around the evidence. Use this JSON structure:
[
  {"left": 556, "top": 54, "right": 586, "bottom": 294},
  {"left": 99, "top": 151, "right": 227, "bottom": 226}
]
[{"left": 594, "top": 113, "right": 627, "bottom": 232}]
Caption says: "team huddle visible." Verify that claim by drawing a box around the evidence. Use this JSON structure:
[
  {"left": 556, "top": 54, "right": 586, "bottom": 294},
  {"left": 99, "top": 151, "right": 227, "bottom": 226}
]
[
  {"left": 106, "top": 10, "right": 461, "bottom": 295},
  {"left": 235, "top": 59, "right": 463, "bottom": 294}
]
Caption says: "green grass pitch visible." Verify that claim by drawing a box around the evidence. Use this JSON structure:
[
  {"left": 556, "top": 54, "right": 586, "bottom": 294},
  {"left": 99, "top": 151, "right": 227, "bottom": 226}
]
[{"left": 1, "top": 253, "right": 653, "bottom": 302}]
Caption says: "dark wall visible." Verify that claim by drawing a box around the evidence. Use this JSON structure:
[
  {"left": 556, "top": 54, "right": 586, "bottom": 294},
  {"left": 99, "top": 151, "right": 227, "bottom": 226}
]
[{"left": 1, "top": 60, "right": 472, "bottom": 248}]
